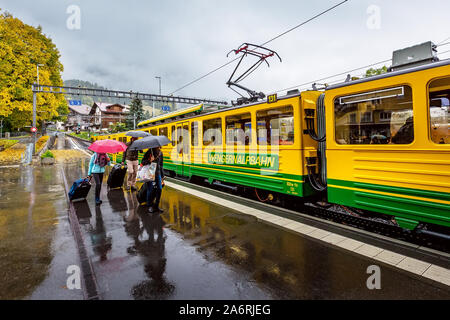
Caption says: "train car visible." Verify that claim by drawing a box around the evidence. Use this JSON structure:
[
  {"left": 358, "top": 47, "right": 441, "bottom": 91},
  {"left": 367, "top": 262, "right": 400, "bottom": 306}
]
[
  {"left": 96, "top": 93, "right": 324, "bottom": 199},
  {"left": 96, "top": 42, "right": 449, "bottom": 234},
  {"left": 325, "top": 44, "right": 450, "bottom": 231}
]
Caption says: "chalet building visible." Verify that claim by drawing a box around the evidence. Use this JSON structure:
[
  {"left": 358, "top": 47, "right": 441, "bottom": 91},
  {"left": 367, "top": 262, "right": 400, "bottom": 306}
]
[
  {"left": 89, "top": 102, "right": 130, "bottom": 130},
  {"left": 66, "top": 104, "right": 92, "bottom": 131}
]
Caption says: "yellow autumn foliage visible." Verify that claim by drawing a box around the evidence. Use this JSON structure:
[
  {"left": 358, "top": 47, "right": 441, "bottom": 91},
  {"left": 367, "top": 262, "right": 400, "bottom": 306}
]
[
  {"left": 0, "top": 10, "right": 68, "bottom": 130},
  {"left": 0, "top": 139, "right": 18, "bottom": 150},
  {"left": 0, "top": 143, "right": 26, "bottom": 164},
  {"left": 35, "top": 135, "right": 49, "bottom": 153},
  {"left": 51, "top": 150, "right": 89, "bottom": 163}
]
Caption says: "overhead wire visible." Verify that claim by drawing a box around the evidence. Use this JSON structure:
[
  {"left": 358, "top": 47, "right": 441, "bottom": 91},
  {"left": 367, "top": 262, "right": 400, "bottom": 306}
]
[
  {"left": 272, "top": 46, "right": 450, "bottom": 94},
  {"left": 168, "top": 0, "right": 349, "bottom": 95}
]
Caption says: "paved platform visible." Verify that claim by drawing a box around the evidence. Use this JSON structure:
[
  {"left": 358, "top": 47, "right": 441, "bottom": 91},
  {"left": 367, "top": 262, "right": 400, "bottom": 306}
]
[
  {"left": 165, "top": 181, "right": 450, "bottom": 287},
  {"left": 62, "top": 164, "right": 450, "bottom": 299}
]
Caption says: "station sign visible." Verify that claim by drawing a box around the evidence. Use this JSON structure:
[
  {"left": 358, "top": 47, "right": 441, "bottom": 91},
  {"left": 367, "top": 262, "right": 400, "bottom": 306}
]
[
  {"left": 161, "top": 105, "right": 171, "bottom": 112},
  {"left": 69, "top": 100, "right": 82, "bottom": 106}
]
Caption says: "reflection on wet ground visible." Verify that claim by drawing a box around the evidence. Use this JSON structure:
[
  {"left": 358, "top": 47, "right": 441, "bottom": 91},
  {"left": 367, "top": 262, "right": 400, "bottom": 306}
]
[
  {"left": 65, "top": 163, "right": 449, "bottom": 300},
  {"left": 0, "top": 164, "right": 83, "bottom": 299},
  {"left": 1, "top": 156, "right": 449, "bottom": 300}
]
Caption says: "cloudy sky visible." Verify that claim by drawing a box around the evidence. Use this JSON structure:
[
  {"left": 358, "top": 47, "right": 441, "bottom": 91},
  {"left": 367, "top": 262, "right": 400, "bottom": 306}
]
[{"left": 1, "top": 0, "right": 449, "bottom": 103}]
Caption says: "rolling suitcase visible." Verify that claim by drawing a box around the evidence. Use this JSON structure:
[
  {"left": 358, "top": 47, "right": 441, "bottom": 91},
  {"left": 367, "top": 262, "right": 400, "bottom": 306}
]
[
  {"left": 107, "top": 164, "right": 127, "bottom": 189},
  {"left": 68, "top": 177, "right": 92, "bottom": 202}
]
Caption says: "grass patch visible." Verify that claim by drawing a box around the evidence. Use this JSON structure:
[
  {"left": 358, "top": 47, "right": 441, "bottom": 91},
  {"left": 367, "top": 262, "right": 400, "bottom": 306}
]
[
  {"left": 68, "top": 132, "right": 95, "bottom": 140},
  {"left": 41, "top": 150, "right": 54, "bottom": 159}
]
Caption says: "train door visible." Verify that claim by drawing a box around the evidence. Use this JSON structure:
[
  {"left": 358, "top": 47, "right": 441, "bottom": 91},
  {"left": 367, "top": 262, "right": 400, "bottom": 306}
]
[
  {"left": 175, "top": 122, "right": 191, "bottom": 177},
  {"left": 181, "top": 122, "right": 191, "bottom": 177},
  {"left": 175, "top": 124, "right": 183, "bottom": 176}
]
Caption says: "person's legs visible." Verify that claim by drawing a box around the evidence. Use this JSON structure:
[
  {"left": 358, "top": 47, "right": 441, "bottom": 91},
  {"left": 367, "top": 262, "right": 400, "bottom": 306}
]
[
  {"left": 126, "top": 160, "right": 139, "bottom": 190},
  {"left": 153, "top": 175, "right": 163, "bottom": 212},
  {"left": 126, "top": 160, "right": 133, "bottom": 189},
  {"left": 146, "top": 181, "right": 154, "bottom": 205},
  {"left": 94, "top": 173, "right": 104, "bottom": 204},
  {"left": 131, "top": 160, "right": 139, "bottom": 189}
]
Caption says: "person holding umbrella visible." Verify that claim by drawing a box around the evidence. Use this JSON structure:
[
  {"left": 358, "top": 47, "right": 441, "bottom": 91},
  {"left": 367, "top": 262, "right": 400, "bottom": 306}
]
[
  {"left": 88, "top": 139, "right": 127, "bottom": 205},
  {"left": 122, "top": 131, "right": 151, "bottom": 191},
  {"left": 142, "top": 147, "right": 165, "bottom": 213},
  {"left": 128, "top": 135, "right": 171, "bottom": 213}
]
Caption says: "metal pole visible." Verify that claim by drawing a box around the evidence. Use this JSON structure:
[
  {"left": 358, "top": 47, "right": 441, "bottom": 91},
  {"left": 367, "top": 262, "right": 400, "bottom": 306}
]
[
  {"left": 155, "top": 76, "right": 161, "bottom": 118},
  {"left": 133, "top": 113, "right": 136, "bottom": 130},
  {"left": 32, "top": 85, "right": 37, "bottom": 155}
]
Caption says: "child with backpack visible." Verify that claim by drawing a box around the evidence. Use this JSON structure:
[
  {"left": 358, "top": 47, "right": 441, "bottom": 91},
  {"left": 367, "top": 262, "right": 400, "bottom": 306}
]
[{"left": 88, "top": 152, "right": 111, "bottom": 205}]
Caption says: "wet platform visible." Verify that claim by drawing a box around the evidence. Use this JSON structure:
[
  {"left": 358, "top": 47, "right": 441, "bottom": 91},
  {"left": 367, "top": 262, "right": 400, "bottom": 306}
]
[
  {"left": 62, "top": 163, "right": 449, "bottom": 299},
  {"left": 1, "top": 153, "right": 449, "bottom": 300},
  {"left": 0, "top": 164, "right": 84, "bottom": 299}
]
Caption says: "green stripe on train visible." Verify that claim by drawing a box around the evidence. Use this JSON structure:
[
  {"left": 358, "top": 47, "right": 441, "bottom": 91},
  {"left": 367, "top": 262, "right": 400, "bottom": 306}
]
[
  {"left": 163, "top": 158, "right": 315, "bottom": 197},
  {"left": 327, "top": 179, "right": 450, "bottom": 228}
]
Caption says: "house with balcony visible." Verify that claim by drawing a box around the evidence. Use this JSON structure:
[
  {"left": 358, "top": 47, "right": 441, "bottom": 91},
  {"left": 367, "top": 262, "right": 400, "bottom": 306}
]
[
  {"left": 66, "top": 104, "right": 92, "bottom": 131},
  {"left": 89, "top": 102, "right": 129, "bottom": 130}
]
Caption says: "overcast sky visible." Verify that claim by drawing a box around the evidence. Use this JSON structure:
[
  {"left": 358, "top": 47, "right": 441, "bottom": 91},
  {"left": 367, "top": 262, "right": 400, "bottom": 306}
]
[{"left": 1, "top": 0, "right": 449, "bottom": 103}]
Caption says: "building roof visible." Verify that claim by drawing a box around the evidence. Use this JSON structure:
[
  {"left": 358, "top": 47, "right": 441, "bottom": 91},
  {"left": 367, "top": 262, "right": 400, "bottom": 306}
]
[
  {"left": 92, "top": 102, "right": 130, "bottom": 114},
  {"left": 68, "top": 104, "right": 92, "bottom": 115}
]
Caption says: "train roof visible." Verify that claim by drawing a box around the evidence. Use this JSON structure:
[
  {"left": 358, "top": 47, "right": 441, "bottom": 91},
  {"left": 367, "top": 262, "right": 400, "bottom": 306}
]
[
  {"left": 327, "top": 41, "right": 450, "bottom": 91},
  {"left": 137, "top": 103, "right": 228, "bottom": 128}
]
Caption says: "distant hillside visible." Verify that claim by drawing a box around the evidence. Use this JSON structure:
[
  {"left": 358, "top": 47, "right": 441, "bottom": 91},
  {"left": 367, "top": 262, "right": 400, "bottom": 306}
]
[{"left": 63, "top": 79, "right": 131, "bottom": 105}]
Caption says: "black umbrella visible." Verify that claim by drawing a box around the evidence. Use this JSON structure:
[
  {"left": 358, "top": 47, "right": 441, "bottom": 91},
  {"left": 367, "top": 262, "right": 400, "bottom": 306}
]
[
  {"left": 128, "top": 135, "right": 171, "bottom": 151},
  {"left": 126, "top": 131, "right": 152, "bottom": 138}
]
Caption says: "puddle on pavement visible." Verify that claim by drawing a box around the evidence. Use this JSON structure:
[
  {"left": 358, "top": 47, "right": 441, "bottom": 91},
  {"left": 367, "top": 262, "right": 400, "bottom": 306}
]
[
  {"left": 1, "top": 157, "right": 448, "bottom": 300},
  {"left": 65, "top": 164, "right": 450, "bottom": 300},
  {"left": 0, "top": 164, "right": 81, "bottom": 300}
]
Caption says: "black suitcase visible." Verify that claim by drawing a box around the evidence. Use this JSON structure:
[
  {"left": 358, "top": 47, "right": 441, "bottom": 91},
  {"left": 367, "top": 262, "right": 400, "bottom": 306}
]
[
  {"left": 69, "top": 178, "right": 92, "bottom": 202},
  {"left": 137, "top": 181, "right": 158, "bottom": 205},
  {"left": 107, "top": 164, "right": 127, "bottom": 189}
]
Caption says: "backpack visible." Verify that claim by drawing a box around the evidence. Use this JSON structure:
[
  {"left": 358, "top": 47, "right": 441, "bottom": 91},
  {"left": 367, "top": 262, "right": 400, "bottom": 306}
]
[{"left": 95, "top": 153, "right": 108, "bottom": 167}]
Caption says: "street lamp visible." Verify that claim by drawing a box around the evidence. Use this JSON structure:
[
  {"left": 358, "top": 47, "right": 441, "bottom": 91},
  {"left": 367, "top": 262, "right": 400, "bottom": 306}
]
[
  {"left": 155, "top": 76, "right": 161, "bottom": 118},
  {"left": 32, "top": 63, "right": 44, "bottom": 155}
]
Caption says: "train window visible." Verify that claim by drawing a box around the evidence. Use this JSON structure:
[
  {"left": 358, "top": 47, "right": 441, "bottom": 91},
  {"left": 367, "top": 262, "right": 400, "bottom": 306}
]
[
  {"left": 256, "top": 106, "right": 294, "bottom": 145},
  {"left": 429, "top": 77, "right": 450, "bottom": 144},
  {"left": 150, "top": 129, "right": 157, "bottom": 136},
  {"left": 191, "top": 122, "right": 199, "bottom": 146},
  {"left": 226, "top": 113, "right": 252, "bottom": 146},
  {"left": 335, "top": 85, "right": 414, "bottom": 145},
  {"left": 171, "top": 126, "right": 176, "bottom": 146},
  {"left": 203, "top": 118, "right": 222, "bottom": 146},
  {"left": 183, "top": 124, "right": 190, "bottom": 154},
  {"left": 159, "top": 127, "right": 168, "bottom": 137}
]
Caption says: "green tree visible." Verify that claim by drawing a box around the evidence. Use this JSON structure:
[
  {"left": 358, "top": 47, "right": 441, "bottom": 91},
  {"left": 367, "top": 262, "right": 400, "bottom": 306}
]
[
  {"left": 126, "top": 98, "right": 144, "bottom": 129},
  {"left": 0, "top": 10, "right": 68, "bottom": 131},
  {"left": 109, "top": 122, "right": 126, "bottom": 133},
  {"left": 365, "top": 66, "right": 388, "bottom": 77}
]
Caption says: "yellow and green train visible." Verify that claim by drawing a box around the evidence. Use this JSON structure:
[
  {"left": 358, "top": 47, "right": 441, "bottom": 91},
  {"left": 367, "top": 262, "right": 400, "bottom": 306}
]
[{"left": 93, "top": 42, "right": 449, "bottom": 233}]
